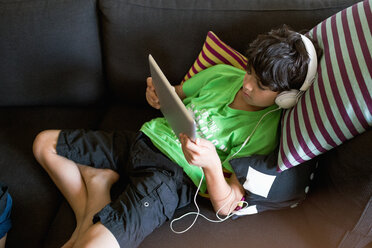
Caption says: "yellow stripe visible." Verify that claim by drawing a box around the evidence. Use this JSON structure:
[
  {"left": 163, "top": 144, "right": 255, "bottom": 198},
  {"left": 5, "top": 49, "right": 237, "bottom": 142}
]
[
  {"left": 197, "top": 50, "right": 213, "bottom": 69},
  {"left": 206, "top": 36, "right": 246, "bottom": 70},
  {"left": 182, "top": 31, "right": 247, "bottom": 83},
  {"left": 208, "top": 32, "right": 247, "bottom": 65}
]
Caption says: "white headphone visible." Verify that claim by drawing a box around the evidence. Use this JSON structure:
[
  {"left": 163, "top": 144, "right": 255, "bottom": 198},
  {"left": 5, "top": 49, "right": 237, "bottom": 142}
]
[{"left": 275, "top": 34, "right": 318, "bottom": 109}]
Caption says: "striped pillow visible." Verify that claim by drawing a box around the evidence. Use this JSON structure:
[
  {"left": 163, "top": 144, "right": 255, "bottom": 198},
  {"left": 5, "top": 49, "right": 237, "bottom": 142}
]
[
  {"left": 181, "top": 31, "right": 247, "bottom": 83},
  {"left": 278, "top": 0, "right": 372, "bottom": 171}
]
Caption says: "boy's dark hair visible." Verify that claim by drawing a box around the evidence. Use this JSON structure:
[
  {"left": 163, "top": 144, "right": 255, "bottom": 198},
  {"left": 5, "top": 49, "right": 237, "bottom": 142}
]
[{"left": 245, "top": 24, "right": 322, "bottom": 92}]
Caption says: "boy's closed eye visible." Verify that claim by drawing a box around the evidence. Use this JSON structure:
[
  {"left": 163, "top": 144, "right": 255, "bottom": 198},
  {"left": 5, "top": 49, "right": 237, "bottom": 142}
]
[{"left": 256, "top": 81, "right": 268, "bottom": 91}]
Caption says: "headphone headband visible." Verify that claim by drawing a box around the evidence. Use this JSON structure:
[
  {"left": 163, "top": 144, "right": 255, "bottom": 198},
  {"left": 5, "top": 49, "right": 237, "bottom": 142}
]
[
  {"left": 299, "top": 34, "right": 318, "bottom": 91},
  {"left": 275, "top": 33, "right": 318, "bottom": 109}
]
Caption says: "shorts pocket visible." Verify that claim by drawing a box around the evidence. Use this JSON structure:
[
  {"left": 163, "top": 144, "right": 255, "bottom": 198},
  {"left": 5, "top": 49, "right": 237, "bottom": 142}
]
[
  {"left": 156, "top": 181, "right": 178, "bottom": 219},
  {"left": 139, "top": 181, "right": 178, "bottom": 237}
]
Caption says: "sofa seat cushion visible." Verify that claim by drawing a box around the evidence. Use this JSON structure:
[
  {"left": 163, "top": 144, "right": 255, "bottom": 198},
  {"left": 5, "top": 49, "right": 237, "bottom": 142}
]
[
  {"left": 98, "top": 104, "right": 161, "bottom": 131},
  {"left": 47, "top": 192, "right": 321, "bottom": 248},
  {"left": 140, "top": 201, "right": 322, "bottom": 248},
  {"left": 303, "top": 128, "right": 372, "bottom": 247}
]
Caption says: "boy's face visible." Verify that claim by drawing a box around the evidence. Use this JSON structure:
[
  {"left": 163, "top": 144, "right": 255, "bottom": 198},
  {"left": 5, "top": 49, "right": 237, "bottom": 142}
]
[{"left": 241, "top": 69, "right": 279, "bottom": 109}]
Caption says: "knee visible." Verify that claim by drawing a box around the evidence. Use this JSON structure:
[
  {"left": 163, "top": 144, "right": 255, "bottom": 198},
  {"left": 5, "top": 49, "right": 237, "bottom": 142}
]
[
  {"left": 32, "top": 130, "right": 61, "bottom": 163},
  {"left": 81, "top": 166, "right": 120, "bottom": 189},
  {"left": 72, "top": 223, "right": 120, "bottom": 248}
]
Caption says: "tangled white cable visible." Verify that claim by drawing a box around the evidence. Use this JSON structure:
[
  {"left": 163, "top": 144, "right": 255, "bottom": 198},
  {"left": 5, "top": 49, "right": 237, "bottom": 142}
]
[{"left": 170, "top": 167, "right": 248, "bottom": 234}]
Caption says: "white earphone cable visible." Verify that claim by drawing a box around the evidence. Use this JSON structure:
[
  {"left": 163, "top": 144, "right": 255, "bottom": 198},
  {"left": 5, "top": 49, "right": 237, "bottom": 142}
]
[
  {"left": 170, "top": 168, "right": 248, "bottom": 234},
  {"left": 223, "top": 106, "right": 281, "bottom": 164},
  {"left": 170, "top": 106, "right": 281, "bottom": 234}
]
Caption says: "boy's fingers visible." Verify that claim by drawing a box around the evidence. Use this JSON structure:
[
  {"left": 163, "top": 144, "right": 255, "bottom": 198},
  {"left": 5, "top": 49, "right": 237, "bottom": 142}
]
[
  {"left": 147, "top": 78, "right": 155, "bottom": 90},
  {"left": 146, "top": 88, "right": 159, "bottom": 102},
  {"left": 182, "top": 136, "right": 200, "bottom": 153},
  {"left": 180, "top": 134, "right": 200, "bottom": 146}
]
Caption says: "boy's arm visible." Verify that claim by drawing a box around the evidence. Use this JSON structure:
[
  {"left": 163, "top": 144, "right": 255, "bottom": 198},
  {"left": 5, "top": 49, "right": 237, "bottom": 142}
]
[
  {"left": 203, "top": 165, "right": 245, "bottom": 215},
  {"left": 179, "top": 134, "right": 245, "bottom": 215},
  {"left": 174, "top": 84, "right": 186, "bottom": 101},
  {"left": 146, "top": 77, "right": 186, "bottom": 108}
]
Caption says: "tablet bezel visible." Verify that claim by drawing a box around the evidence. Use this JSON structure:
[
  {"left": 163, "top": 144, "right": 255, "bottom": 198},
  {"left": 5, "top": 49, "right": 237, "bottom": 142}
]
[{"left": 149, "top": 54, "right": 196, "bottom": 141}]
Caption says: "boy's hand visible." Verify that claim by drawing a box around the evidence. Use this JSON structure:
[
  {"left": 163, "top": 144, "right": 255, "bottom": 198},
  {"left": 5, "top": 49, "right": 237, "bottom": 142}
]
[
  {"left": 146, "top": 77, "right": 160, "bottom": 109},
  {"left": 179, "top": 133, "right": 221, "bottom": 170}
]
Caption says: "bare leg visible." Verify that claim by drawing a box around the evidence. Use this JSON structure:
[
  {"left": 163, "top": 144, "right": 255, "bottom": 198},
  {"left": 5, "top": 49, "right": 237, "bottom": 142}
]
[
  {"left": 33, "top": 130, "right": 120, "bottom": 247},
  {"left": 73, "top": 222, "right": 120, "bottom": 248},
  {"left": 75, "top": 165, "right": 119, "bottom": 241},
  {"left": 0, "top": 234, "right": 6, "bottom": 248},
  {"left": 33, "top": 130, "right": 88, "bottom": 247}
]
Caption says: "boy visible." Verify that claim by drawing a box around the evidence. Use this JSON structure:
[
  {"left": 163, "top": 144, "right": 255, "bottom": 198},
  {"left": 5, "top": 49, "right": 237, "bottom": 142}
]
[{"left": 33, "top": 25, "right": 319, "bottom": 248}]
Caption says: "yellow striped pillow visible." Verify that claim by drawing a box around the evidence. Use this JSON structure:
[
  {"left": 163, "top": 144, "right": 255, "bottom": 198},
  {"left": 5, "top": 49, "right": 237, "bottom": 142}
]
[{"left": 181, "top": 31, "right": 247, "bottom": 83}]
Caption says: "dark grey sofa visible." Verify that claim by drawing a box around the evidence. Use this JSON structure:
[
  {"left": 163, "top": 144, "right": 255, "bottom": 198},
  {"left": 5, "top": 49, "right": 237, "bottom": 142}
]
[{"left": 0, "top": 0, "right": 371, "bottom": 247}]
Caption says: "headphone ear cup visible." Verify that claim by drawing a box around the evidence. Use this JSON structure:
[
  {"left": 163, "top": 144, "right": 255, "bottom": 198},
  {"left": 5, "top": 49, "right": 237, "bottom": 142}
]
[{"left": 275, "top": 89, "right": 300, "bottom": 109}]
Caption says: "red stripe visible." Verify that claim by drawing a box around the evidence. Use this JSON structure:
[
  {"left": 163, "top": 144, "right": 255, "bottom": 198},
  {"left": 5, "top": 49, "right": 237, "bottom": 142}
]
[
  {"left": 191, "top": 64, "right": 198, "bottom": 75},
  {"left": 350, "top": 2, "right": 372, "bottom": 116},
  {"left": 284, "top": 105, "right": 306, "bottom": 164},
  {"left": 320, "top": 18, "right": 348, "bottom": 142},
  {"left": 361, "top": 0, "right": 372, "bottom": 76},
  {"left": 208, "top": 32, "right": 247, "bottom": 69},
  {"left": 339, "top": 7, "right": 371, "bottom": 129},
  {"left": 293, "top": 97, "right": 317, "bottom": 158},
  {"left": 330, "top": 13, "right": 360, "bottom": 135},
  {"left": 284, "top": 107, "right": 299, "bottom": 161},
  {"left": 278, "top": 110, "right": 288, "bottom": 170},
  {"left": 205, "top": 42, "right": 232, "bottom": 65},
  {"left": 278, "top": 118, "right": 293, "bottom": 171},
  {"left": 306, "top": 26, "right": 339, "bottom": 148},
  {"left": 186, "top": 71, "right": 192, "bottom": 80},
  {"left": 201, "top": 49, "right": 217, "bottom": 66},
  {"left": 196, "top": 57, "right": 207, "bottom": 70},
  {"left": 301, "top": 87, "right": 328, "bottom": 154},
  {"left": 310, "top": 64, "right": 339, "bottom": 148}
]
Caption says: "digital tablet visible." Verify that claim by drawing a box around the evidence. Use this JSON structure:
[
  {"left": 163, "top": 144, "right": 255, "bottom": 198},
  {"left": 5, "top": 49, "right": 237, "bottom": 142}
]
[{"left": 148, "top": 55, "right": 196, "bottom": 141}]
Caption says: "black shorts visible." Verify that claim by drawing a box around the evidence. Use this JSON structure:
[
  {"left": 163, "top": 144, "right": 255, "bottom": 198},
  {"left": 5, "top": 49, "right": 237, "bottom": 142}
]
[{"left": 56, "top": 129, "right": 194, "bottom": 248}]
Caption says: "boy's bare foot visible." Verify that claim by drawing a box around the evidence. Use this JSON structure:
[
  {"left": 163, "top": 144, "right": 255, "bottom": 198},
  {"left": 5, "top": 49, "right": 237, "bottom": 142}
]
[
  {"left": 71, "top": 166, "right": 119, "bottom": 242},
  {"left": 62, "top": 220, "right": 89, "bottom": 248},
  {"left": 0, "top": 234, "right": 7, "bottom": 248}
]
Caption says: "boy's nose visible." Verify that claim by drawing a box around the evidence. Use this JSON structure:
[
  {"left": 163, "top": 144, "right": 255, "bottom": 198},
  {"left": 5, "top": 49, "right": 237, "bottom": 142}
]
[{"left": 243, "top": 81, "right": 254, "bottom": 92}]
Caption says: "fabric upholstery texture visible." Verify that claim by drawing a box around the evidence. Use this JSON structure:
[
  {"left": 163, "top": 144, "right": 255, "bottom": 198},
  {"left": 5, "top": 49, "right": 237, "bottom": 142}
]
[
  {"left": 0, "top": 0, "right": 369, "bottom": 247},
  {"left": 98, "top": 0, "right": 353, "bottom": 105},
  {"left": 0, "top": 0, "right": 104, "bottom": 106},
  {"left": 278, "top": 0, "right": 372, "bottom": 171},
  {"left": 230, "top": 150, "right": 316, "bottom": 215}
]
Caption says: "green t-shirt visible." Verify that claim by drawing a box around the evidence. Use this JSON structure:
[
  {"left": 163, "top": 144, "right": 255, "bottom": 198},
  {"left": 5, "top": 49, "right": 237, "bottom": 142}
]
[{"left": 141, "top": 64, "right": 282, "bottom": 192}]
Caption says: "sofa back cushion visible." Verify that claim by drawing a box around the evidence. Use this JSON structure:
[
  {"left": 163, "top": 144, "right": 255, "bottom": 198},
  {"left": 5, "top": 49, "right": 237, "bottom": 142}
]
[
  {"left": 0, "top": 0, "right": 104, "bottom": 106},
  {"left": 99, "top": 0, "right": 359, "bottom": 105}
]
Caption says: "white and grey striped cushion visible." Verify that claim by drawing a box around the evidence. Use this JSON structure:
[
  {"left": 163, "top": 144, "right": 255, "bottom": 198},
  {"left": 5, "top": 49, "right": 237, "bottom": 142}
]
[{"left": 278, "top": 0, "right": 372, "bottom": 171}]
